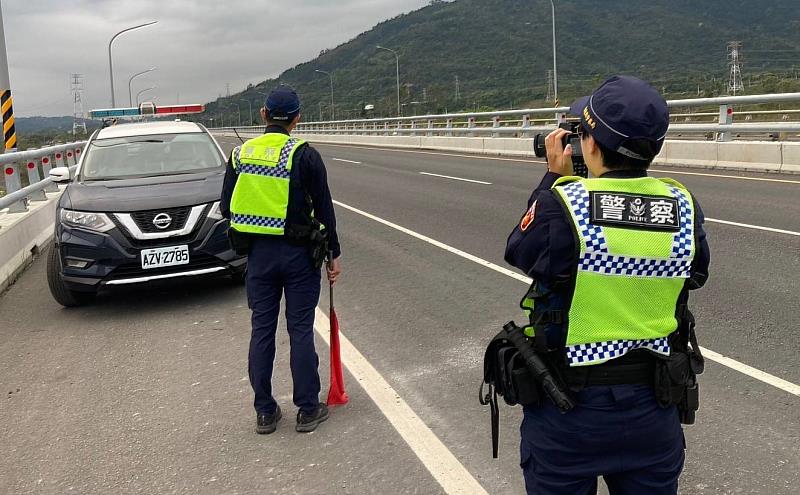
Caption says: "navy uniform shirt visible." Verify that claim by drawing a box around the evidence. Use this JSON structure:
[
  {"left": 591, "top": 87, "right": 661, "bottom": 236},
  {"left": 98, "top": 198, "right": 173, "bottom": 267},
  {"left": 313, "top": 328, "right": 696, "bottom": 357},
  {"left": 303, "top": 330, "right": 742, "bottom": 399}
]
[
  {"left": 505, "top": 170, "right": 710, "bottom": 287},
  {"left": 220, "top": 125, "right": 341, "bottom": 258}
]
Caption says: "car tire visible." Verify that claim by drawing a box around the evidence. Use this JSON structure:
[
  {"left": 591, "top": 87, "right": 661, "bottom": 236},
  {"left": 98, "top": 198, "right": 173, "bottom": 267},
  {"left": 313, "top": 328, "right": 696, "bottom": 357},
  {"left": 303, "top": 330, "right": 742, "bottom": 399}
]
[
  {"left": 47, "top": 245, "right": 96, "bottom": 307},
  {"left": 230, "top": 267, "right": 247, "bottom": 285}
]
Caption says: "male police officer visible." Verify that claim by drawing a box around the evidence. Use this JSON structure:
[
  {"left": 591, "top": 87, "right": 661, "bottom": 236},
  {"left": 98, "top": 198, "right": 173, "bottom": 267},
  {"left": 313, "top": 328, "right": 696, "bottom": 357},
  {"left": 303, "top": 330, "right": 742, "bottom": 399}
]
[
  {"left": 505, "top": 76, "right": 709, "bottom": 494},
  {"left": 221, "top": 87, "right": 342, "bottom": 434}
]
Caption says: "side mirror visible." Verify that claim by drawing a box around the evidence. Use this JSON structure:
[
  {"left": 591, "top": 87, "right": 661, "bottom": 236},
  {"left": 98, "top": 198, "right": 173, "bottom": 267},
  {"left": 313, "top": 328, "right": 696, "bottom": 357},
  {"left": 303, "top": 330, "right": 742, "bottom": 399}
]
[{"left": 49, "top": 167, "right": 71, "bottom": 183}]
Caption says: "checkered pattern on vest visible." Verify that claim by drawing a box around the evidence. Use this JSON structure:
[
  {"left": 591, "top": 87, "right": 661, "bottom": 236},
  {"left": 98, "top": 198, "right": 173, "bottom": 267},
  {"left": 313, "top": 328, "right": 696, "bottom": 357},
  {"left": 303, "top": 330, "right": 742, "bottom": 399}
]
[
  {"left": 231, "top": 214, "right": 286, "bottom": 229},
  {"left": 559, "top": 180, "right": 694, "bottom": 366},
  {"left": 233, "top": 138, "right": 299, "bottom": 179}
]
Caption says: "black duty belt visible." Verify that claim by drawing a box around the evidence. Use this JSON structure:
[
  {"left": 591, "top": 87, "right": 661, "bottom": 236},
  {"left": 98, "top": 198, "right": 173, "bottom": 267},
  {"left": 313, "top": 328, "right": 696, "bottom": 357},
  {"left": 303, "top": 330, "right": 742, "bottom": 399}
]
[{"left": 563, "top": 360, "right": 655, "bottom": 388}]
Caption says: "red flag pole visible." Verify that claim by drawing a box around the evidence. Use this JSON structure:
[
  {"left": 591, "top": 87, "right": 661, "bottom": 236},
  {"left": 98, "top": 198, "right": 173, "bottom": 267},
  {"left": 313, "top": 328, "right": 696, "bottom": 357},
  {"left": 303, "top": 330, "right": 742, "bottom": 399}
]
[{"left": 326, "top": 251, "right": 349, "bottom": 406}]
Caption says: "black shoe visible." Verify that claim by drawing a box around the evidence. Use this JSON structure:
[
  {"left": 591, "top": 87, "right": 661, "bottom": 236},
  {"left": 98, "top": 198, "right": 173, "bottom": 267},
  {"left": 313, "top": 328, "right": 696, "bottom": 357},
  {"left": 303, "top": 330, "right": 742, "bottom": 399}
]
[
  {"left": 295, "top": 404, "right": 329, "bottom": 433},
  {"left": 256, "top": 406, "right": 282, "bottom": 435}
]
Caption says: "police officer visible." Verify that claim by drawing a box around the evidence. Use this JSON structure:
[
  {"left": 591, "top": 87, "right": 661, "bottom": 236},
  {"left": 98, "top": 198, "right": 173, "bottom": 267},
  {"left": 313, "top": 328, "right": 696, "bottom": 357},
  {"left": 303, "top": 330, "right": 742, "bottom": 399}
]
[
  {"left": 505, "top": 76, "right": 710, "bottom": 494},
  {"left": 220, "top": 86, "right": 342, "bottom": 434}
]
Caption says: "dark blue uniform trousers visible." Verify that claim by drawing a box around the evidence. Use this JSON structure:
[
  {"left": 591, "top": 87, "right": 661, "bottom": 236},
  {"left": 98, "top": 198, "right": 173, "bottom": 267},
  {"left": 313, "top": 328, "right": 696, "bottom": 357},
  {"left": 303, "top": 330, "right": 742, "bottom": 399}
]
[
  {"left": 246, "top": 236, "right": 321, "bottom": 416},
  {"left": 520, "top": 384, "right": 685, "bottom": 495}
]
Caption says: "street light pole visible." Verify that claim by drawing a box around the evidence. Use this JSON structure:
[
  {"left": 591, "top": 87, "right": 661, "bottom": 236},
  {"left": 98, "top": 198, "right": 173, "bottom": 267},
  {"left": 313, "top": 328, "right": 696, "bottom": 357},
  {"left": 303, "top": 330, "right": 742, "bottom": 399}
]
[
  {"left": 136, "top": 86, "right": 155, "bottom": 105},
  {"left": 376, "top": 45, "right": 401, "bottom": 117},
  {"left": 549, "top": 0, "right": 558, "bottom": 105},
  {"left": 108, "top": 21, "right": 158, "bottom": 107},
  {"left": 239, "top": 99, "right": 253, "bottom": 125},
  {"left": 128, "top": 66, "right": 156, "bottom": 107},
  {"left": 314, "top": 69, "right": 335, "bottom": 120}
]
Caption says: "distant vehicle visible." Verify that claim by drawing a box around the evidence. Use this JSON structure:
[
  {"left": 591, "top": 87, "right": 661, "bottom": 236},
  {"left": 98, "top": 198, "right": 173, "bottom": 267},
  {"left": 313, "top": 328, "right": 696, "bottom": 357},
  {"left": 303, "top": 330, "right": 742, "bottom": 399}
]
[{"left": 46, "top": 120, "right": 246, "bottom": 306}]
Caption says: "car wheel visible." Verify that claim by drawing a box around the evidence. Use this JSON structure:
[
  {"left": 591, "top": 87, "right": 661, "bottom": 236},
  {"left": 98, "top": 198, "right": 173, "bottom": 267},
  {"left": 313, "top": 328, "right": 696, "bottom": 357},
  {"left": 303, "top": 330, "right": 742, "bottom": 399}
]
[
  {"left": 230, "top": 267, "right": 247, "bottom": 285},
  {"left": 46, "top": 245, "right": 96, "bottom": 307}
]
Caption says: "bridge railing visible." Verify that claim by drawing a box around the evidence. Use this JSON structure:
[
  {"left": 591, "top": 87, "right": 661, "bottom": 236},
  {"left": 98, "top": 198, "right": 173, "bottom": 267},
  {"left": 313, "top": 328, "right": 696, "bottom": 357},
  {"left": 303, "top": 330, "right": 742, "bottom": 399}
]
[
  {"left": 211, "top": 92, "right": 800, "bottom": 142},
  {"left": 0, "top": 141, "right": 87, "bottom": 214}
]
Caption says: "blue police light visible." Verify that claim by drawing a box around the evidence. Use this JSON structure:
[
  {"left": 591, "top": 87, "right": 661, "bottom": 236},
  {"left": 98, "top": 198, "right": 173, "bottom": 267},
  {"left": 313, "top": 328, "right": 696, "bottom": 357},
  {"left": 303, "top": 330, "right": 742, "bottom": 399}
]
[{"left": 90, "top": 107, "right": 141, "bottom": 118}]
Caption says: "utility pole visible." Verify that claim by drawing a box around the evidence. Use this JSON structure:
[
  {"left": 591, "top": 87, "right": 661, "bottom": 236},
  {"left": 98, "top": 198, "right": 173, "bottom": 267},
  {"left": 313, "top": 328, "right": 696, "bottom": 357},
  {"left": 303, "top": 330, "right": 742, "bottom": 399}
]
[
  {"left": 0, "top": 1, "right": 17, "bottom": 150},
  {"left": 455, "top": 75, "right": 460, "bottom": 103},
  {"left": 727, "top": 41, "right": 744, "bottom": 96},
  {"left": 546, "top": 70, "right": 554, "bottom": 103},
  {"left": 71, "top": 74, "right": 87, "bottom": 135}
]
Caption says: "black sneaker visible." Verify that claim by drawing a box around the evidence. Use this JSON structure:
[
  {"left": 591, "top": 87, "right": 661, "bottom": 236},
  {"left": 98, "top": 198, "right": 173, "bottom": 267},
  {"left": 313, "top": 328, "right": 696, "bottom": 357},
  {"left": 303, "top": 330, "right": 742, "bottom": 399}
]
[
  {"left": 295, "top": 404, "right": 329, "bottom": 433},
  {"left": 256, "top": 406, "right": 282, "bottom": 434}
]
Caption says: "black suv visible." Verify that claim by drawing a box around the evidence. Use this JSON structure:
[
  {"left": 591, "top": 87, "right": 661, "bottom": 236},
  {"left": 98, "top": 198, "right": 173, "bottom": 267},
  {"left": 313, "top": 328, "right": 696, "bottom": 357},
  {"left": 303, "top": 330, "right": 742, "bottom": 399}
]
[{"left": 47, "top": 121, "right": 245, "bottom": 306}]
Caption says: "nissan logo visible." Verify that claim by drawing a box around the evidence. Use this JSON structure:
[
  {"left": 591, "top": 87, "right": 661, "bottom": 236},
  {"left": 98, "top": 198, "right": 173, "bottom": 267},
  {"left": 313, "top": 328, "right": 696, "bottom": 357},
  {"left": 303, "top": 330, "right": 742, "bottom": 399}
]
[{"left": 152, "top": 213, "right": 173, "bottom": 230}]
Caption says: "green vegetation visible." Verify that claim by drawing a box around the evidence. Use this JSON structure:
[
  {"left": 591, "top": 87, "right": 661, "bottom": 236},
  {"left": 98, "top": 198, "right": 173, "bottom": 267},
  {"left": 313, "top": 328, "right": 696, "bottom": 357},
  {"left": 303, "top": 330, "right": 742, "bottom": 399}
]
[{"left": 196, "top": 0, "right": 800, "bottom": 126}]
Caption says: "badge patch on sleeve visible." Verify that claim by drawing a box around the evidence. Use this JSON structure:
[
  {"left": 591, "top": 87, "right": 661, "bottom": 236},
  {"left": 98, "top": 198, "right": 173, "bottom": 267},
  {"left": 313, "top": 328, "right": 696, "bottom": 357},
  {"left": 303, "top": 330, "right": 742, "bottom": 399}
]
[
  {"left": 520, "top": 201, "right": 537, "bottom": 231},
  {"left": 590, "top": 192, "right": 679, "bottom": 231}
]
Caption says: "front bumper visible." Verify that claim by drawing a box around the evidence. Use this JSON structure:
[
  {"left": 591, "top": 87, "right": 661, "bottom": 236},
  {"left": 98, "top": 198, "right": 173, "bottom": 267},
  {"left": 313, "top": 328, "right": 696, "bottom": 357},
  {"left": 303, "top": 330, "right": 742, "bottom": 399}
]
[{"left": 56, "top": 210, "right": 246, "bottom": 291}]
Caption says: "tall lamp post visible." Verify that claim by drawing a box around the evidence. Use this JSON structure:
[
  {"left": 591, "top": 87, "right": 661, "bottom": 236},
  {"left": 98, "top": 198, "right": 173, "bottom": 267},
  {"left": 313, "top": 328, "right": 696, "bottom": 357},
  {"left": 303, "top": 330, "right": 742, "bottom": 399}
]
[
  {"left": 314, "top": 69, "right": 335, "bottom": 120},
  {"left": 548, "top": 0, "right": 559, "bottom": 105},
  {"left": 239, "top": 99, "right": 253, "bottom": 125},
  {"left": 108, "top": 21, "right": 158, "bottom": 107},
  {"left": 376, "top": 45, "right": 401, "bottom": 117},
  {"left": 136, "top": 86, "right": 156, "bottom": 105},
  {"left": 128, "top": 66, "right": 156, "bottom": 107}
]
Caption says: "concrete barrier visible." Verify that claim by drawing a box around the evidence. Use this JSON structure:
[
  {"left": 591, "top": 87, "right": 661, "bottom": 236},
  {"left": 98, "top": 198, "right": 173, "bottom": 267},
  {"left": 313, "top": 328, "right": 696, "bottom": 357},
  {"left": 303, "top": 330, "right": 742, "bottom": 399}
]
[
  {"left": 286, "top": 133, "right": 799, "bottom": 173},
  {"left": 0, "top": 192, "right": 60, "bottom": 293}
]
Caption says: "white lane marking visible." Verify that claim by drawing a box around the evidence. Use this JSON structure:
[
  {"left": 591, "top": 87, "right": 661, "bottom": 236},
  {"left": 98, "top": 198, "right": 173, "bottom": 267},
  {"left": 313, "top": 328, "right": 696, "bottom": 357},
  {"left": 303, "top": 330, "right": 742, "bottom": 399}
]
[
  {"left": 332, "top": 158, "right": 362, "bottom": 164},
  {"left": 334, "top": 200, "right": 800, "bottom": 398},
  {"left": 419, "top": 172, "right": 492, "bottom": 185},
  {"left": 651, "top": 169, "right": 800, "bottom": 185},
  {"left": 700, "top": 347, "right": 800, "bottom": 396},
  {"left": 314, "top": 308, "right": 489, "bottom": 495},
  {"left": 314, "top": 143, "right": 799, "bottom": 184},
  {"left": 316, "top": 142, "right": 546, "bottom": 164},
  {"left": 706, "top": 218, "right": 800, "bottom": 237}
]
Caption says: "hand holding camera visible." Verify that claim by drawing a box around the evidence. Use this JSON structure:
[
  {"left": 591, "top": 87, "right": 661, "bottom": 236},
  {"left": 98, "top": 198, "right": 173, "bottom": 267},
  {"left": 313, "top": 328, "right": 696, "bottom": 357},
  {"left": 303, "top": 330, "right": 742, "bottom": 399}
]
[{"left": 533, "top": 123, "right": 588, "bottom": 178}]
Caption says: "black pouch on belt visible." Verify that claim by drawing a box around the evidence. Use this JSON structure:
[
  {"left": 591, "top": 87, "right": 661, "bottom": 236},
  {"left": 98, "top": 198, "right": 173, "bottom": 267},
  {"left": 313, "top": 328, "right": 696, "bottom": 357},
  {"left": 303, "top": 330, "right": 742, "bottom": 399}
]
[{"left": 227, "top": 227, "right": 252, "bottom": 255}]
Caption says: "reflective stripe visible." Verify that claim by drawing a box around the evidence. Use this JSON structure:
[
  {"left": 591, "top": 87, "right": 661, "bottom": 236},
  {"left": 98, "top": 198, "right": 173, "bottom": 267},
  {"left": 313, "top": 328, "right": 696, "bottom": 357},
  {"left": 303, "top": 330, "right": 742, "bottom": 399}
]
[
  {"left": 566, "top": 336, "right": 670, "bottom": 366},
  {"left": 669, "top": 186, "right": 694, "bottom": 258},
  {"left": 561, "top": 182, "right": 608, "bottom": 253},
  {"left": 237, "top": 163, "right": 291, "bottom": 179},
  {"left": 231, "top": 213, "right": 286, "bottom": 229},
  {"left": 579, "top": 253, "right": 691, "bottom": 278}
]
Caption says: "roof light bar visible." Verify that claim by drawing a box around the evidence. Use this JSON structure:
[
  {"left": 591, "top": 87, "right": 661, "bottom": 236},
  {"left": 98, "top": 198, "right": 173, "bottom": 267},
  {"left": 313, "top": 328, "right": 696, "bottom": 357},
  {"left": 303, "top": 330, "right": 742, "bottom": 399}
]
[{"left": 90, "top": 103, "right": 205, "bottom": 119}]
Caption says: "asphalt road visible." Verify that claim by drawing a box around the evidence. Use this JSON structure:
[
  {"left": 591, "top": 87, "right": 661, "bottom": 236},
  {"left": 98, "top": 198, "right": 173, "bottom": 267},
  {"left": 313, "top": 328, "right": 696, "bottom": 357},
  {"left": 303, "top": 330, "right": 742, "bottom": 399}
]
[{"left": 1, "top": 136, "right": 798, "bottom": 495}]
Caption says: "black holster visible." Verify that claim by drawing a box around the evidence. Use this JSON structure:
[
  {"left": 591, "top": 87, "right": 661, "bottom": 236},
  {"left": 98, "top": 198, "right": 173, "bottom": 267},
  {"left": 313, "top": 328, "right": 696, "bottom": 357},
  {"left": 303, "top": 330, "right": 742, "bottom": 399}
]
[
  {"left": 654, "top": 307, "right": 704, "bottom": 425},
  {"left": 227, "top": 227, "right": 252, "bottom": 255}
]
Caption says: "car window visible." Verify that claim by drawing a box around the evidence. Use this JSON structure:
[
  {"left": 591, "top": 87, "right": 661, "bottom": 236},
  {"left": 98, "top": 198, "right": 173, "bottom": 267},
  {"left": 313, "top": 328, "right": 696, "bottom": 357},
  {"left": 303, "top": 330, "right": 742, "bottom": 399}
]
[{"left": 80, "top": 132, "right": 224, "bottom": 181}]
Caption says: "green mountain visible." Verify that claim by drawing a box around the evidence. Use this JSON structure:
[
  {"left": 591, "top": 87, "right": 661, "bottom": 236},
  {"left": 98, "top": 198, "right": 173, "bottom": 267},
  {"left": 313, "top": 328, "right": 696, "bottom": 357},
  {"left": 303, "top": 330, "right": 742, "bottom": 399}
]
[{"left": 201, "top": 0, "right": 800, "bottom": 124}]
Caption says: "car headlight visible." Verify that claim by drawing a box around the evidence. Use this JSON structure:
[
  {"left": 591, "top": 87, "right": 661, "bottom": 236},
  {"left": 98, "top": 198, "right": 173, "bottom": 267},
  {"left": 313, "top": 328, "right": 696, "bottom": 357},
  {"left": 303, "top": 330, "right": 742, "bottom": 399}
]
[
  {"left": 60, "top": 209, "right": 115, "bottom": 233},
  {"left": 207, "top": 201, "right": 223, "bottom": 220}
]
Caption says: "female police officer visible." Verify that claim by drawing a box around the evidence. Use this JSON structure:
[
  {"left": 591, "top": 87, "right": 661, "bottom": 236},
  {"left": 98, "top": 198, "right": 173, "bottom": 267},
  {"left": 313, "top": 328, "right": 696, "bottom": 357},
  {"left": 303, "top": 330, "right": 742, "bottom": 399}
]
[{"left": 505, "top": 76, "right": 710, "bottom": 494}]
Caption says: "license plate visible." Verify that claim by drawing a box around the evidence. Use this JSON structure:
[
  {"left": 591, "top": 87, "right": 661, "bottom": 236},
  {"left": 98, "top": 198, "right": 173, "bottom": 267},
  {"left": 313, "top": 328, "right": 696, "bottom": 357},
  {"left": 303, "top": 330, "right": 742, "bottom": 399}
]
[{"left": 140, "top": 245, "right": 190, "bottom": 270}]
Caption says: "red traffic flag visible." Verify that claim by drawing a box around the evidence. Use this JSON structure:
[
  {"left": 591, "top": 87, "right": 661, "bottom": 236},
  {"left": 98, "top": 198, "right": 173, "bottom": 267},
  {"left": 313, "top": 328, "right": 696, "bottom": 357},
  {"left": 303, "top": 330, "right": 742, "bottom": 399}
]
[{"left": 326, "top": 256, "right": 349, "bottom": 406}]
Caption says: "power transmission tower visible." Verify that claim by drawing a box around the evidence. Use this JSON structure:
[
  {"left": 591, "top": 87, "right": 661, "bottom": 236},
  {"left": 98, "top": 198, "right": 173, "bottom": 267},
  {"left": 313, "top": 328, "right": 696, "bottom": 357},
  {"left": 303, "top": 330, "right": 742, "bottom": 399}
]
[
  {"left": 546, "top": 70, "right": 554, "bottom": 103},
  {"left": 727, "top": 41, "right": 744, "bottom": 96},
  {"left": 71, "top": 73, "right": 87, "bottom": 135}
]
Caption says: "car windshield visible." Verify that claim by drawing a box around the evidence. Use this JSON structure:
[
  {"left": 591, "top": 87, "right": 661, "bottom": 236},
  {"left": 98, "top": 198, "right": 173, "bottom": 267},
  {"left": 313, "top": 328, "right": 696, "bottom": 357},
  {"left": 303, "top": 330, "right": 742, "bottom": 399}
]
[{"left": 80, "top": 132, "right": 224, "bottom": 181}]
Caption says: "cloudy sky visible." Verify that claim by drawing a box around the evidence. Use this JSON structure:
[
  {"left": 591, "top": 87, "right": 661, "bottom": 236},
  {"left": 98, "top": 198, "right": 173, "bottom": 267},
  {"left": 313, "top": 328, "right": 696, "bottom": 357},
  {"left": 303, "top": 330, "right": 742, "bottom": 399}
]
[{"left": 2, "top": 0, "right": 430, "bottom": 117}]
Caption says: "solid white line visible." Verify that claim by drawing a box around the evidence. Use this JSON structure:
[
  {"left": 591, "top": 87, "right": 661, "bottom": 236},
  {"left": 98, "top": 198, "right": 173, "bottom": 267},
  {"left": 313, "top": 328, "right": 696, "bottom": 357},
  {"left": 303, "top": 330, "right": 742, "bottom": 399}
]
[
  {"left": 313, "top": 308, "right": 489, "bottom": 495},
  {"left": 651, "top": 168, "right": 800, "bottom": 185},
  {"left": 332, "top": 158, "right": 362, "bottom": 164},
  {"left": 419, "top": 172, "right": 492, "bottom": 185},
  {"left": 333, "top": 199, "right": 800, "bottom": 398},
  {"left": 706, "top": 218, "right": 800, "bottom": 237},
  {"left": 700, "top": 347, "right": 800, "bottom": 396}
]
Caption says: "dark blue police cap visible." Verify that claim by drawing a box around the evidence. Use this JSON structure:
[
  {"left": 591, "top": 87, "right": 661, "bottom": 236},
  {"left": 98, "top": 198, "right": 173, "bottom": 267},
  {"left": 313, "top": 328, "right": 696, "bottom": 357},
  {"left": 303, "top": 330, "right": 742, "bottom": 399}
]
[
  {"left": 570, "top": 76, "right": 669, "bottom": 160},
  {"left": 265, "top": 86, "right": 301, "bottom": 121}
]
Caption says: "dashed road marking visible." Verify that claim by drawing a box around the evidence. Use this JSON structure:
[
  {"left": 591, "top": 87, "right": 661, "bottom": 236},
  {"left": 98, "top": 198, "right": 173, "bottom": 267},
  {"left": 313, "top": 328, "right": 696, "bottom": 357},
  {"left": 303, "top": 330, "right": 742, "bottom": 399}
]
[
  {"left": 333, "top": 199, "right": 800, "bottom": 398},
  {"left": 332, "top": 158, "right": 362, "bottom": 164},
  {"left": 419, "top": 172, "right": 492, "bottom": 185},
  {"left": 651, "top": 168, "right": 800, "bottom": 185},
  {"left": 313, "top": 308, "right": 489, "bottom": 495}
]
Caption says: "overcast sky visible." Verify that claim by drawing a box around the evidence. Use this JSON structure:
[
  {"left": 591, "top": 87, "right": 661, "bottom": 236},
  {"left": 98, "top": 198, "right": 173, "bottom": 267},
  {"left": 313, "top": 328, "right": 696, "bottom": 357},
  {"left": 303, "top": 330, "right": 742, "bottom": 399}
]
[{"left": 2, "top": 0, "right": 430, "bottom": 117}]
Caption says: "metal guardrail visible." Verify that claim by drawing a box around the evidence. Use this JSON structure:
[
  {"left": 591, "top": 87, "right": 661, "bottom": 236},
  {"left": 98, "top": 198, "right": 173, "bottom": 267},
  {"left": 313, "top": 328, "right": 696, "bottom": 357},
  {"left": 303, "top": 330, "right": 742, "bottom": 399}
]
[
  {"left": 0, "top": 141, "right": 86, "bottom": 214},
  {"left": 209, "top": 92, "right": 800, "bottom": 142}
]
